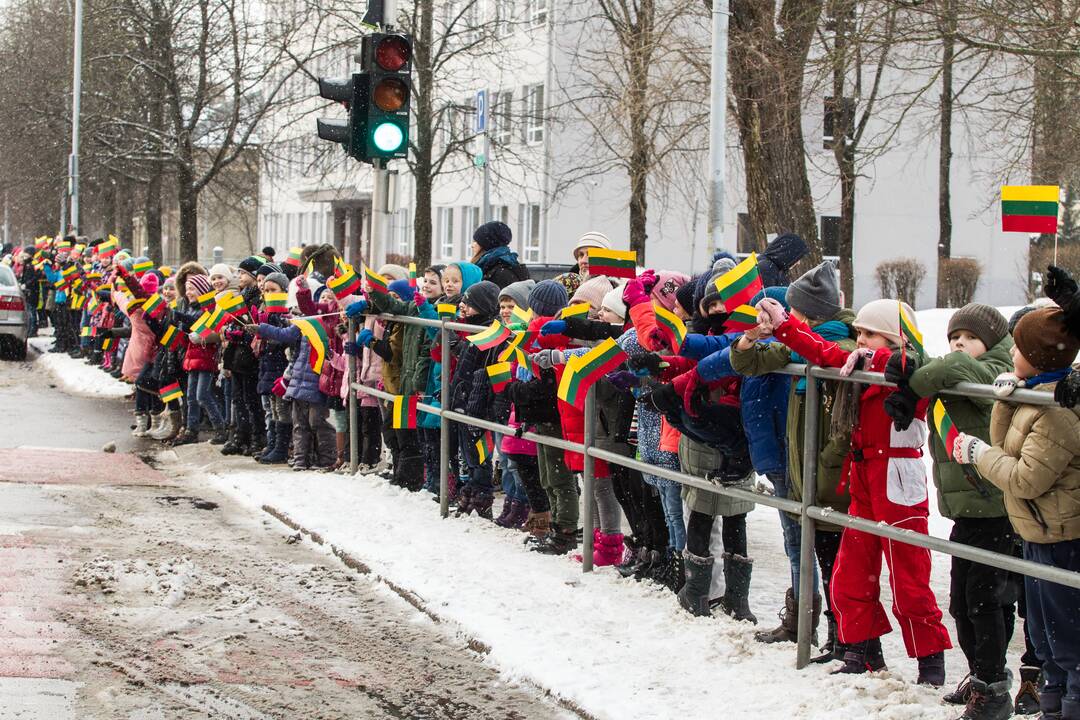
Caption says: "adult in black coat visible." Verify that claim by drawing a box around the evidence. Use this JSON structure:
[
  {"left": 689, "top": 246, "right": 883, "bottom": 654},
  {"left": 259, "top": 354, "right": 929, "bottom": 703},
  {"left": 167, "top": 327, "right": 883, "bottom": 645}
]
[
  {"left": 757, "top": 233, "right": 808, "bottom": 288},
  {"left": 470, "top": 221, "right": 530, "bottom": 289}
]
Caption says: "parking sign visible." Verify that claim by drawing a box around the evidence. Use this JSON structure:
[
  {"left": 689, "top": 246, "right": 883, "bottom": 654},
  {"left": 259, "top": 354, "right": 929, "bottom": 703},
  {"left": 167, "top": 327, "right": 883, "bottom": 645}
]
[{"left": 475, "top": 89, "right": 487, "bottom": 134}]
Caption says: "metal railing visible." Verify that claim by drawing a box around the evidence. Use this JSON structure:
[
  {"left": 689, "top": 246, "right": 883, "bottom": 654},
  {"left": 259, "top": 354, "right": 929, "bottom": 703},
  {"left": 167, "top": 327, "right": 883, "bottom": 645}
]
[{"left": 345, "top": 312, "right": 1080, "bottom": 669}]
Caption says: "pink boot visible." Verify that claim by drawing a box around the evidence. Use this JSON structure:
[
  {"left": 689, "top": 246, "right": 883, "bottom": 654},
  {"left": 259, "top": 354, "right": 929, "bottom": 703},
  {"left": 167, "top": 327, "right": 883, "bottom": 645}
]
[{"left": 594, "top": 532, "right": 626, "bottom": 567}]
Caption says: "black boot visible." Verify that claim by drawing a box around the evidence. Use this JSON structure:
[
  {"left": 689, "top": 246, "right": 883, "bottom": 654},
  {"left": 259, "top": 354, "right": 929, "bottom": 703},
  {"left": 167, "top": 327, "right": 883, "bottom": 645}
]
[
  {"left": 944, "top": 674, "right": 975, "bottom": 705},
  {"left": 755, "top": 587, "right": 799, "bottom": 644},
  {"left": 811, "top": 612, "right": 843, "bottom": 663},
  {"left": 676, "top": 550, "right": 713, "bottom": 617},
  {"left": 210, "top": 426, "right": 229, "bottom": 445},
  {"left": 221, "top": 426, "right": 247, "bottom": 455},
  {"left": 652, "top": 549, "right": 685, "bottom": 594},
  {"left": 1014, "top": 666, "right": 1041, "bottom": 716},
  {"left": 629, "top": 549, "right": 663, "bottom": 581},
  {"left": 531, "top": 525, "right": 577, "bottom": 556},
  {"left": 960, "top": 677, "right": 1014, "bottom": 720},
  {"left": 260, "top": 421, "right": 290, "bottom": 464},
  {"left": 256, "top": 420, "right": 277, "bottom": 461},
  {"left": 832, "top": 637, "right": 887, "bottom": 675},
  {"left": 715, "top": 553, "right": 757, "bottom": 624},
  {"left": 918, "top": 651, "right": 947, "bottom": 687}
]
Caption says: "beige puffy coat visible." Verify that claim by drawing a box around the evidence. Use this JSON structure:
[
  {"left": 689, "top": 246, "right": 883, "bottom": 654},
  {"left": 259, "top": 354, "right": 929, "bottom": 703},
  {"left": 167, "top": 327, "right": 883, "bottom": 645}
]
[{"left": 976, "top": 382, "right": 1080, "bottom": 543}]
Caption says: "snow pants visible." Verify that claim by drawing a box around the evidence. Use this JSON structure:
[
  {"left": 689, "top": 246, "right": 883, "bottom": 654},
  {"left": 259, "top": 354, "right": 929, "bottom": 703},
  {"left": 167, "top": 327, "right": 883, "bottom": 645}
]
[
  {"left": 832, "top": 459, "right": 952, "bottom": 658},
  {"left": 1023, "top": 538, "right": 1080, "bottom": 709}
]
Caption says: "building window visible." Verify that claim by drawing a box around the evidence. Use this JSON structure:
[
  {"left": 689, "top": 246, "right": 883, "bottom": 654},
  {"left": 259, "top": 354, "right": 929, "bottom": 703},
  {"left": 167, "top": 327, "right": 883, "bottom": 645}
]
[
  {"left": 518, "top": 202, "right": 541, "bottom": 262},
  {"left": 823, "top": 96, "right": 855, "bottom": 150},
  {"left": 495, "top": 0, "right": 514, "bottom": 36},
  {"left": 389, "top": 208, "right": 411, "bottom": 256},
  {"left": 529, "top": 0, "right": 547, "bottom": 26},
  {"left": 439, "top": 207, "right": 455, "bottom": 258},
  {"left": 462, "top": 0, "right": 480, "bottom": 42},
  {"left": 494, "top": 204, "right": 510, "bottom": 226},
  {"left": 524, "top": 84, "right": 544, "bottom": 144},
  {"left": 461, "top": 206, "right": 480, "bottom": 249},
  {"left": 736, "top": 212, "right": 756, "bottom": 253},
  {"left": 820, "top": 215, "right": 841, "bottom": 257},
  {"left": 492, "top": 89, "right": 513, "bottom": 147}
]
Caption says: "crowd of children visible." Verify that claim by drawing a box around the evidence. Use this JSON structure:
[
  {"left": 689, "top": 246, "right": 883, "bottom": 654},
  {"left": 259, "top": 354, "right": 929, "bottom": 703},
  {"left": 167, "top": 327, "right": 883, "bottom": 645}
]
[{"left": 9, "top": 224, "right": 1080, "bottom": 720}]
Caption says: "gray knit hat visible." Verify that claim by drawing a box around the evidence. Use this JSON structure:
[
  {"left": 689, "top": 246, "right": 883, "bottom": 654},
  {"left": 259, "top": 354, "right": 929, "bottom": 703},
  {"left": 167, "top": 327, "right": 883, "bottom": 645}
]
[
  {"left": 786, "top": 261, "right": 842, "bottom": 320},
  {"left": 462, "top": 280, "right": 501, "bottom": 319},
  {"left": 264, "top": 272, "right": 289, "bottom": 292},
  {"left": 499, "top": 279, "right": 536, "bottom": 312},
  {"left": 529, "top": 279, "right": 569, "bottom": 317},
  {"left": 948, "top": 303, "right": 1008, "bottom": 350}
]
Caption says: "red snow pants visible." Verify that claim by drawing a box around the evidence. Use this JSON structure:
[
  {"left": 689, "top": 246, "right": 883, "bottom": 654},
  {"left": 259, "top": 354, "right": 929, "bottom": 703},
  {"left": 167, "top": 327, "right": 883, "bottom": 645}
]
[{"left": 831, "top": 453, "right": 953, "bottom": 659}]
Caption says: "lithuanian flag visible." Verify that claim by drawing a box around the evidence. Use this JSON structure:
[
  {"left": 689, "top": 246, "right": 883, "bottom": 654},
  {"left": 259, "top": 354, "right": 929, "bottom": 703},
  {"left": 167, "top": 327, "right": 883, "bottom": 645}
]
[
  {"left": 391, "top": 395, "right": 418, "bottom": 429},
  {"left": 486, "top": 362, "right": 513, "bottom": 392},
  {"left": 97, "top": 236, "right": 119, "bottom": 258},
  {"left": 292, "top": 317, "right": 330, "bottom": 373},
  {"left": 216, "top": 291, "right": 245, "bottom": 315},
  {"left": 466, "top": 319, "right": 512, "bottom": 350},
  {"left": 284, "top": 247, "right": 303, "bottom": 267},
  {"left": 437, "top": 303, "right": 458, "bottom": 320},
  {"left": 898, "top": 301, "right": 924, "bottom": 358},
  {"left": 654, "top": 304, "right": 687, "bottom": 352},
  {"left": 714, "top": 253, "right": 762, "bottom": 310},
  {"left": 70, "top": 293, "right": 86, "bottom": 310},
  {"left": 408, "top": 262, "right": 418, "bottom": 288},
  {"left": 723, "top": 304, "right": 759, "bottom": 332},
  {"left": 557, "top": 337, "right": 628, "bottom": 409},
  {"left": 587, "top": 248, "right": 637, "bottom": 279},
  {"left": 160, "top": 325, "right": 184, "bottom": 350},
  {"left": 498, "top": 329, "right": 538, "bottom": 365},
  {"left": 510, "top": 305, "right": 533, "bottom": 326},
  {"left": 364, "top": 265, "right": 389, "bottom": 294},
  {"left": 132, "top": 259, "right": 154, "bottom": 275},
  {"left": 142, "top": 293, "right": 166, "bottom": 319},
  {"left": 263, "top": 292, "right": 288, "bottom": 313},
  {"left": 328, "top": 263, "right": 362, "bottom": 298},
  {"left": 475, "top": 431, "right": 495, "bottom": 464},
  {"left": 196, "top": 307, "right": 227, "bottom": 338},
  {"left": 560, "top": 303, "right": 590, "bottom": 319},
  {"left": 194, "top": 289, "right": 216, "bottom": 310},
  {"left": 931, "top": 399, "right": 960, "bottom": 457},
  {"left": 159, "top": 381, "right": 184, "bottom": 403},
  {"left": 1001, "top": 185, "right": 1059, "bottom": 234}
]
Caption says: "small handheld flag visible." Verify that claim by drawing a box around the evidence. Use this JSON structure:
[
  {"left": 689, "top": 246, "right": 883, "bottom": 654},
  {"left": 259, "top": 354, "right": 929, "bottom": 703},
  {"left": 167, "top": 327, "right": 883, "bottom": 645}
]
[
  {"left": 714, "top": 253, "right": 763, "bottom": 311},
  {"left": 586, "top": 248, "right": 637, "bottom": 279},
  {"left": 1001, "top": 185, "right": 1059, "bottom": 234},
  {"left": 392, "top": 395, "right": 419, "bottom": 429},
  {"left": 291, "top": 317, "right": 330, "bottom": 373},
  {"left": 131, "top": 259, "right": 154, "bottom": 275},
  {"left": 97, "top": 236, "right": 119, "bottom": 258},
  {"left": 560, "top": 303, "right": 590, "bottom": 319},
  {"left": 159, "top": 381, "right": 184, "bottom": 404},
  {"left": 263, "top": 292, "right": 288, "bottom": 313},
  {"left": 437, "top": 303, "right": 458, "bottom": 320},
  {"left": 498, "top": 329, "right": 538, "bottom": 365},
  {"left": 557, "top": 337, "right": 628, "bottom": 409},
  {"left": 408, "top": 262, "right": 418, "bottom": 288},
  {"left": 328, "top": 263, "right": 362, "bottom": 298},
  {"left": 510, "top": 305, "right": 533, "bottom": 326},
  {"left": 653, "top": 304, "right": 687, "bottom": 352},
  {"left": 142, "top": 293, "right": 166, "bottom": 319},
  {"left": 194, "top": 289, "right": 217, "bottom": 310},
  {"left": 486, "top": 362, "right": 513, "bottom": 392},
  {"left": 723, "top": 304, "right": 759, "bottom": 332},
  {"left": 466, "top": 319, "right": 512, "bottom": 350},
  {"left": 216, "top": 291, "right": 244, "bottom": 315},
  {"left": 160, "top": 325, "right": 184, "bottom": 350},
  {"left": 364, "top": 265, "right": 389, "bottom": 294},
  {"left": 898, "top": 301, "right": 924, "bottom": 372},
  {"left": 475, "top": 431, "right": 495, "bottom": 464},
  {"left": 284, "top": 247, "right": 304, "bottom": 267}
]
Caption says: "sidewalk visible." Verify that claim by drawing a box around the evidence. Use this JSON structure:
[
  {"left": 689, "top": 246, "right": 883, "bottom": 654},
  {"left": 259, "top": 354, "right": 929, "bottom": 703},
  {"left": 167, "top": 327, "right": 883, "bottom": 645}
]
[{"left": 28, "top": 336, "right": 132, "bottom": 399}]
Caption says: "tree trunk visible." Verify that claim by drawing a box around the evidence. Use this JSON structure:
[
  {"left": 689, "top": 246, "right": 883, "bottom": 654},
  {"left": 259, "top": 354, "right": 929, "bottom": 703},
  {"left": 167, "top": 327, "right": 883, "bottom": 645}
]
[
  {"left": 101, "top": 177, "right": 117, "bottom": 242},
  {"left": 410, "top": 0, "right": 435, "bottom": 268},
  {"left": 626, "top": 0, "right": 653, "bottom": 262},
  {"left": 936, "top": 0, "right": 955, "bottom": 306},
  {"left": 145, "top": 166, "right": 163, "bottom": 264},
  {"left": 118, "top": 176, "right": 135, "bottom": 249},
  {"left": 177, "top": 165, "right": 198, "bottom": 262},
  {"left": 832, "top": 0, "right": 854, "bottom": 302},
  {"left": 838, "top": 146, "right": 856, "bottom": 303}
]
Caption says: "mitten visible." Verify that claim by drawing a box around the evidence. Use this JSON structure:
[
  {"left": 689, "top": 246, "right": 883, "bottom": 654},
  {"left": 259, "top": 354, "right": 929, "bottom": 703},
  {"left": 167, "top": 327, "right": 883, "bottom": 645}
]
[
  {"left": 530, "top": 348, "right": 565, "bottom": 370},
  {"left": 953, "top": 433, "right": 989, "bottom": 465},
  {"left": 840, "top": 348, "right": 875, "bottom": 377},
  {"left": 357, "top": 328, "right": 374, "bottom": 347},
  {"left": 540, "top": 320, "right": 567, "bottom": 336},
  {"left": 638, "top": 269, "right": 659, "bottom": 293},
  {"left": 884, "top": 349, "right": 917, "bottom": 386},
  {"left": 1055, "top": 368, "right": 1080, "bottom": 408},
  {"left": 628, "top": 352, "right": 666, "bottom": 377},
  {"left": 343, "top": 341, "right": 359, "bottom": 357},
  {"left": 646, "top": 383, "right": 682, "bottom": 415},
  {"left": 344, "top": 298, "right": 368, "bottom": 318},
  {"left": 992, "top": 372, "right": 1020, "bottom": 398},
  {"left": 271, "top": 376, "right": 288, "bottom": 397},
  {"left": 883, "top": 388, "right": 918, "bottom": 431},
  {"left": 1045, "top": 265, "right": 1078, "bottom": 305},
  {"left": 755, "top": 297, "right": 789, "bottom": 328},
  {"left": 621, "top": 277, "right": 651, "bottom": 308},
  {"left": 605, "top": 370, "right": 639, "bottom": 392}
]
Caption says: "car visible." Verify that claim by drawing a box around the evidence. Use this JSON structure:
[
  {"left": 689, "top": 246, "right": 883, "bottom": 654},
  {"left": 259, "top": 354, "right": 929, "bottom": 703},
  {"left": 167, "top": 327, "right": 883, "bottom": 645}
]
[
  {"left": 0, "top": 264, "right": 28, "bottom": 360},
  {"left": 525, "top": 263, "right": 576, "bottom": 282}
]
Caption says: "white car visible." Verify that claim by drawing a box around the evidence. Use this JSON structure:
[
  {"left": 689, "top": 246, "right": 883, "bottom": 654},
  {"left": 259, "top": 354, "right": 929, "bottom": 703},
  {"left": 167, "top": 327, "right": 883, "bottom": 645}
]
[{"left": 0, "top": 264, "right": 28, "bottom": 360}]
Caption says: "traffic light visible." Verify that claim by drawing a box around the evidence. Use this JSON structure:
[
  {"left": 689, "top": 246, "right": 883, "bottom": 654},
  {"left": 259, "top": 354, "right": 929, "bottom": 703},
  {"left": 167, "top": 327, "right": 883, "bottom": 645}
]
[
  {"left": 358, "top": 33, "right": 412, "bottom": 160},
  {"left": 317, "top": 75, "right": 359, "bottom": 155}
]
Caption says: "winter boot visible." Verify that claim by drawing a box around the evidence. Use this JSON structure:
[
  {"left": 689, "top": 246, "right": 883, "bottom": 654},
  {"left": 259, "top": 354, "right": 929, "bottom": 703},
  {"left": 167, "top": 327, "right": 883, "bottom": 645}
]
[
  {"left": 145, "top": 412, "right": 165, "bottom": 438},
  {"left": 676, "top": 550, "right": 713, "bottom": 617},
  {"left": 504, "top": 501, "right": 530, "bottom": 529},
  {"left": 811, "top": 612, "right": 843, "bottom": 663},
  {"left": 522, "top": 511, "right": 552, "bottom": 543},
  {"left": 1014, "top": 666, "right": 1042, "bottom": 716},
  {"left": 493, "top": 498, "right": 515, "bottom": 526},
  {"left": 131, "top": 413, "right": 151, "bottom": 437},
  {"left": 959, "top": 677, "right": 1014, "bottom": 720},
  {"left": 151, "top": 411, "right": 180, "bottom": 441},
  {"left": 209, "top": 426, "right": 228, "bottom": 445},
  {"left": 755, "top": 587, "right": 799, "bottom": 644},
  {"left": 634, "top": 549, "right": 665, "bottom": 581},
  {"left": 832, "top": 637, "right": 887, "bottom": 675},
  {"left": 454, "top": 484, "right": 476, "bottom": 516},
  {"left": 259, "top": 422, "right": 290, "bottom": 464},
  {"left": 594, "top": 532, "right": 626, "bottom": 567},
  {"left": 652, "top": 549, "right": 686, "bottom": 593},
  {"left": 170, "top": 427, "right": 200, "bottom": 446},
  {"left": 256, "top": 420, "right": 278, "bottom": 461},
  {"left": 918, "top": 651, "right": 947, "bottom": 687},
  {"left": 531, "top": 525, "right": 577, "bottom": 555},
  {"left": 617, "top": 546, "right": 646, "bottom": 578},
  {"left": 221, "top": 427, "right": 245, "bottom": 455},
  {"left": 471, "top": 491, "right": 495, "bottom": 520},
  {"left": 249, "top": 430, "right": 266, "bottom": 458},
  {"left": 945, "top": 675, "right": 975, "bottom": 706},
  {"left": 715, "top": 553, "right": 757, "bottom": 624}
]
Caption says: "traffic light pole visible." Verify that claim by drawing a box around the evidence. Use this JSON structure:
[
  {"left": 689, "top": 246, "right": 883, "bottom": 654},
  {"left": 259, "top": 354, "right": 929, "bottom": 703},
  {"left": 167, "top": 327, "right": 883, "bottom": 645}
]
[
  {"left": 68, "top": 0, "right": 84, "bottom": 234},
  {"left": 482, "top": 127, "right": 491, "bottom": 221},
  {"left": 705, "top": 0, "right": 728, "bottom": 257},
  {"left": 369, "top": 160, "right": 386, "bottom": 268}
]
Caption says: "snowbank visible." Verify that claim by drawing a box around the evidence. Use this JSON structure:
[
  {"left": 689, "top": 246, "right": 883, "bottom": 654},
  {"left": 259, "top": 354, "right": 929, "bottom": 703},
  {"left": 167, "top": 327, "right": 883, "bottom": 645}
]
[
  {"left": 30, "top": 337, "right": 132, "bottom": 399},
  {"left": 208, "top": 469, "right": 993, "bottom": 720}
]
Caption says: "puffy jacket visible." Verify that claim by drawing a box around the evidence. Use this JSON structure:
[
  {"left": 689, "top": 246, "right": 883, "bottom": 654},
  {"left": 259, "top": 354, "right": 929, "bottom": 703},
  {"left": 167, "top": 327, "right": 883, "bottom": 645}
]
[
  {"left": 116, "top": 293, "right": 157, "bottom": 380},
  {"left": 976, "top": 383, "right": 1080, "bottom": 543},
  {"left": 255, "top": 310, "right": 291, "bottom": 395},
  {"left": 756, "top": 233, "right": 808, "bottom": 288},
  {"left": 368, "top": 292, "right": 431, "bottom": 396},
  {"left": 257, "top": 322, "right": 325, "bottom": 404},
  {"left": 475, "top": 246, "right": 530, "bottom": 289},
  {"left": 908, "top": 335, "right": 1014, "bottom": 519},
  {"left": 448, "top": 311, "right": 502, "bottom": 414}
]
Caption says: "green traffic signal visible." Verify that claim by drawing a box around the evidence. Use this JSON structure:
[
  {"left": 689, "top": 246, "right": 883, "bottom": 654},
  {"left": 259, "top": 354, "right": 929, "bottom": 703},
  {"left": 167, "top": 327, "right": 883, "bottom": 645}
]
[{"left": 371, "top": 120, "right": 406, "bottom": 153}]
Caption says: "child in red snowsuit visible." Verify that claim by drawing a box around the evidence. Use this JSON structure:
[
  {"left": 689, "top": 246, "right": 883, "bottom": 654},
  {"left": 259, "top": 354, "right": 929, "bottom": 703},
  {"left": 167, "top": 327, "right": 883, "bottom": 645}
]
[{"left": 756, "top": 296, "right": 952, "bottom": 685}]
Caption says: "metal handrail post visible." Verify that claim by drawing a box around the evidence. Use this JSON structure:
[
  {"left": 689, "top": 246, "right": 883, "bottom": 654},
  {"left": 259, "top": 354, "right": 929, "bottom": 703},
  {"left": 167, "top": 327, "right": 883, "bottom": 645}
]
[
  {"left": 439, "top": 321, "right": 451, "bottom": 519},
  {"left": 795, "top": 364, "right": 820, "bottom": 669},
  {"left": 581, "top": 384, "right": 597, "bottom": 572},
  {"left": 347, "top": 317, "right": 359, "bottom": 475}
]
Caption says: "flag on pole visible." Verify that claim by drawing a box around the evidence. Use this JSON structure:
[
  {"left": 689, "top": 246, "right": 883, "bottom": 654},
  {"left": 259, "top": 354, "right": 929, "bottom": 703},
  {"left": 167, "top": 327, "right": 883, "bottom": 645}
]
[
  {"left": 263, "top": 292, "right": 288, "bottom": 313},
  {"left": 194, "top": 289, "right": 217, "bottom": 310},
  {"left": 97, "top": 236, "right": 119, "bottom": 258},
  {"left": 1001, "top": 185, "right": 1060, "bottom": 234},
  {"left": 160, "top": 325, "right": 184, "bottom": 350},
  {"left": 586, "top": 248, "right": 638, "bottom": 279},
  {"left": 215, "top": 291, "right": 244, "bottom": 315},
  {"left": 931, "top": 399, "right": 961, "bottom": 457},
  {"left": 283, "top": 247, "right": 304, "bottom": 267},
  {"left": 723, "top": 304, "right": 759, "bottom": 331},
  {"left": 898, "top": 301, "right": 924, "bottom": 372},
  {"left": 498, "top": 329, "right": 538, "bottom": 365},
  {"left": 159, "top": 381, "right": 184, "bottom": 403},
  {"left": 364, "top": 265, "right": 389, "bottom": 294},
  {"left": 714, "top": 253, "right": 763, "bottom": 310},
  {"left": 328, "top": 263, "right": 362, "bottom": 298},
  {"left": 510, "top": 305, "right": 533, "bottom": 326},
  {"left": 142, "top": 293, "right": 166, "bottom": 319},
  {"left": 560, "top": 303, "right": 590, "bottom": 319},
  {"left": 131, "top": 259, "right": 154, "bottom": 275},
  {"left": 466, "top": 319, "right": 512, "bottom": 350},
  {"left": 557, "top": 337, "right": 628, "bottom": 409},
  {"left": 475, "top": 431, "right": 495, "bottom": 464},
  {"left": 391, "top": 395, "right": 419, "bottom": 429},
  {"left": 653, "top": 304, "right": 687, "bottom": 352},
  {"left": 437, "top": 303, "right": 458, "bottom": 320},
  {"left": 291, "top": 317, "right": 330, "bottom": 373},
  {"left": 408, "top": 262, "right": 418, "bottom": 288},
  {"left": 486, "top": 362, "right": 513, "bottom": 392}
]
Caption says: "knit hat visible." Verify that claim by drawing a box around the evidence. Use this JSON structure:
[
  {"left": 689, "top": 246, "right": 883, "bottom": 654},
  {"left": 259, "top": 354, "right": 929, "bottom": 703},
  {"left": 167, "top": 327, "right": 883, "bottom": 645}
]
[
  {"left": 187, "top": 274, "right": 212, "bottom": 296},
  {"left": 462, "top": 280, "right": 501, "bottom": 319},
  {"left": 377, "top": 263, "right": 409, "bottom": 282},
  {"left": 712, "top": 256, "right": 737, "bottom": 274},
  {"left": 257, "top": 262, "right": 281, "bottom": 278},
  {"left": 529, "top": 279, "right": 569, "bottom": 317},
  {"left": 163, "top": 276, "right": 176, "bottom": 287},
  {"left": 601, "top": 285, "right": 627, "bottom": 320},
  {"left": 853, "top": 298, "right": 915, "bottom": 347},
  {"left": 553, "top": 272, "right": 581, "bottom": 297},
  {"left": 449, "top": 262, "right": 483, "bottom": 292},
  {"left": 261, "top": 246, "right": 276, "bottom": 258},
  {"left": 473, "top": 221, "right": 513, "bottom": 251},
  {"left": 948, "top": 303, "right": 1008, "bottom": 350},
  {"left": 572, "top": 231, "right": 611, "bottom": 259},
  {"left": 786, "top": 261, "right": 842, "bottom": 320},
  {"left": 140, "top": 272, "right": 160, "bottom": 295},
  {"left": 209, "top": 263, "right": 232, "bottom": 280},
  {"left": 264, "top": 272, "right": 289, "bottom": 292},
  {"left": 499, "top": 279, "right": 536, "bottom": 311},
  {"left": 388, "top": 279, "right": 416, "bottom": 303},
  {"left": 1013, "top": 307, "right": 1080, "bottom": 372},
  {"left": 238, "top": 256, "right": 264, "bottom": 277},
  {"left": 652, "top": 270, "right": 691, "bottom": 312},
  {"left": 750, "top": 286, "right": 790, "bottom": 310},
  {"left": 572, "top": 276, "right": 614, "bottom": 310},
  {"left": 675, "top": 280, "right": 697, "bottom": 316}
]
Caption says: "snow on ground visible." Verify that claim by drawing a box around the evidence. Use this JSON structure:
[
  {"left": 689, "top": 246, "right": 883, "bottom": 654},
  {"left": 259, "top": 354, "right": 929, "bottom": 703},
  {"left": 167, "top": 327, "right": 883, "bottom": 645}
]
[{"left": 29, "top": 336, "right": 132, "bottom": 399}]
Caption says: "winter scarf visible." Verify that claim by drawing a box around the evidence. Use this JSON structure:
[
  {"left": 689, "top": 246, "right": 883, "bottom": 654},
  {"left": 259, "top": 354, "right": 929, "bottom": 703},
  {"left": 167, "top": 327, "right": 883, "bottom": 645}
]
[{"left": 474, "top": 245, "right": 520, "bottom": 270}]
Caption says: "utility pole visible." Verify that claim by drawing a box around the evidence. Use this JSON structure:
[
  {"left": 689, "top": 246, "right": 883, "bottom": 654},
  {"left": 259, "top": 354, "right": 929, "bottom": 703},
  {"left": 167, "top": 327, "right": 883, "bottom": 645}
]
[
  {"left": 705, "top": 0, "right": 729, "bottom": 256},
  {"left": 477, "top": 88, "right": 490, "bottom": 221},
  {"left": 68, "top": 0, "right": 84, "bottom": 234}
]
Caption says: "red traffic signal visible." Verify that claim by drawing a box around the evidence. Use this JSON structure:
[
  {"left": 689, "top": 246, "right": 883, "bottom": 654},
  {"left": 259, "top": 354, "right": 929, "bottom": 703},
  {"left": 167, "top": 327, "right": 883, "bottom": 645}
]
[{"left": 374, "top": 35, "right": 410, "bottom": 71}]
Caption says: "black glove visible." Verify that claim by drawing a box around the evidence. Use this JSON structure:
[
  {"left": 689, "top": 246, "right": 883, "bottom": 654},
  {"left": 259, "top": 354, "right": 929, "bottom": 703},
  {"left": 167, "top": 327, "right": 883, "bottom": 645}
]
[
  {"left": 646, "top": 383, "right": 682, "bottom": 415},
  {"left": 883, "top": 387, "right": 918, "bottom": 431},
  {"left": 628, "top": 352, "right": 665, "bottom": 376},
  {"left": 1055, "top": 368, "right": 1080, "bottom": 408},
  {"left": 884, "top": 349, "right": 917, "bottom": 387},
  {"left": 1045, "top": 265, "right": 1078, "bottom": 306}
]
